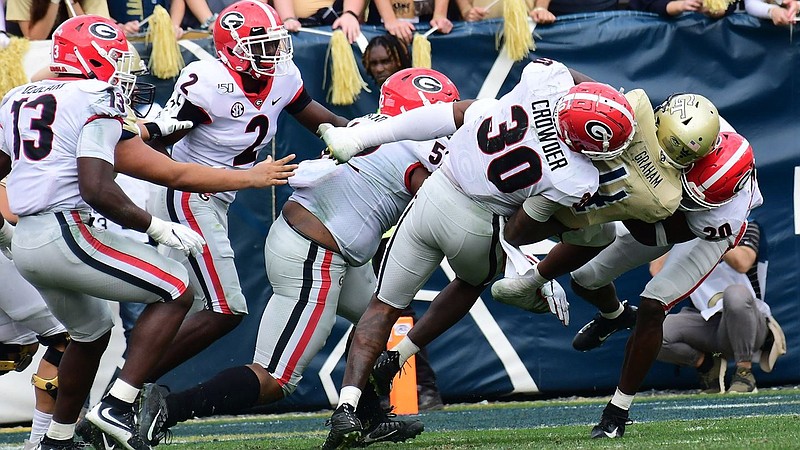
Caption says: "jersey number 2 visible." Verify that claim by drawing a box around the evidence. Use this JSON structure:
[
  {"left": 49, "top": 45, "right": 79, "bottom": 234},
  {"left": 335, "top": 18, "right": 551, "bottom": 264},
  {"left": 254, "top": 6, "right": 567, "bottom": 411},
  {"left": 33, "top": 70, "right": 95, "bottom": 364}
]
[{"left": 233, "top": 115, "right": 270, "bottom": 166}]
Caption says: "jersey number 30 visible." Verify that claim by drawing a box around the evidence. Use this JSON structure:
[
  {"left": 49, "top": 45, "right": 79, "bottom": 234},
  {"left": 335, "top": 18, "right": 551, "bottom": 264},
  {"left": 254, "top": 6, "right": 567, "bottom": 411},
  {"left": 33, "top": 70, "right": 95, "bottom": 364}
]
[{"left": 477, "top": 105, "right": 542, "bottom": 193}]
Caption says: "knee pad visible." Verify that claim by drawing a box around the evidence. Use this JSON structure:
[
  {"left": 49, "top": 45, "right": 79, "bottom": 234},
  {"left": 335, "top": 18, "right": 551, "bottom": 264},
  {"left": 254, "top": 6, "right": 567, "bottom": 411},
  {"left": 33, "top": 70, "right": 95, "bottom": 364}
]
[
  {"left": 36, "top": 332, "right": 70, "bottom": 349},
  {"left": 0, "top": 342, "right": 38, "bottom": 375},
  {"left": 31, "top": 373, "right": 59, "bottom": 399},
  {"left": 42, "top": 343, "right": 66, "bottom": 367}
]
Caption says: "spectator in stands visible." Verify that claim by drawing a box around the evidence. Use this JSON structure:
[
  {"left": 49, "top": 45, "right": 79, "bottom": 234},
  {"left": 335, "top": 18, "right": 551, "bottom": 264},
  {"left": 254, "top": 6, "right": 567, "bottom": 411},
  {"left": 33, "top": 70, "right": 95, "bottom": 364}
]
[
  {"left": 6, "top": 0, "right": 110, "bottom": 40},
  {"left": 745, "top": 0, "right": 799, "bottom": 26},
  {"left": 108, "top": 0, "right": 215, "bottom": 38},
  {"left": 628, "top": 0, "right": 733, "bottom": 18},
  {"left": 272, "top": 0, "right": 366, "bottom": 44},
  {"left": 454, "top": 0, "right": 504, "bottom": 21},
  {"left": 365, "top": 0, "right": 454, "bottom": 45},
  {"left": 362, "top": 34, "right": 411, "bottom": 87},
  {"left": 652, "top": 221, "right": 787, "bottom": 393},
  {"left": 528, "top": 0, "right": 618, "bottom": 24}
]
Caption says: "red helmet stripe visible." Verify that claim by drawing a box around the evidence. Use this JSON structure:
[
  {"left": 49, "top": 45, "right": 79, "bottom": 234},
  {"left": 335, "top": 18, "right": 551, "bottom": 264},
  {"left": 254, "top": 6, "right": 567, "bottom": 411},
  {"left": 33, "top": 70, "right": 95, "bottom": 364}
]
[{"left": 701, "top": 137, "right": 751, "bottom": 190}]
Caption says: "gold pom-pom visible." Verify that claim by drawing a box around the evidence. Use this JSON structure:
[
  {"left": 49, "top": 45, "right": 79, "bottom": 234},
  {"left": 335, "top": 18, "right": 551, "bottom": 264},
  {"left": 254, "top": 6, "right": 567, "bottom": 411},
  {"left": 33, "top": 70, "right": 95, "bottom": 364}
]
[
  {"left": 324, "top": 30, "right": 367, "bottom": 106},
  {"left": 412, "top": 33, "right": 432, "bottom": 68},
  {"left": 146, "top": 5, "right": 185, "bottom": 79},
  {"left": 705, "top": 0, "right": 735, "bottom": 13},
  {"left": 0, "top": 37, "right": 30, "bottom": 98},
  {"left": 499, "top": 0, "right": 534, "bottom": 61}
]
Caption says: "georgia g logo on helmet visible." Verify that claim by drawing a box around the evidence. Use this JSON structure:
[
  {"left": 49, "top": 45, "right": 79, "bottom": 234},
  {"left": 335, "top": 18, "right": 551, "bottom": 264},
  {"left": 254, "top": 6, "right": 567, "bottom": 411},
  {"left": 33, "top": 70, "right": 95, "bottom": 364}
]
[
  {"left": 220, "top": 11, "right": 245, "bottom": 30},
  {"left": 88, "top": 22, "right": 119, "bottom": 40},
  {"left": 585, "top": 120, "right": 613, "bottom": 144},
  {"left": 412, "top": 75, "right": 443, "bottom": 93}
]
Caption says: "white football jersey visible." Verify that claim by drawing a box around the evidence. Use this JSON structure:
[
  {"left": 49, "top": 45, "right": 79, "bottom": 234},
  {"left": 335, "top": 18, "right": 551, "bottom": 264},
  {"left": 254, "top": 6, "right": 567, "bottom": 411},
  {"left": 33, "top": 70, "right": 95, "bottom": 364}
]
[
  {"left": 441, "top": 59, "right": 598, "bottom": 217},
  {"left": 684, "top": 177, "right": 762, "bottom": 242},
  {"left": 290, "top": 114, "right": 448, "bottom": 266},
  {"left": 166, "top": 60, "right": 304, "bottom": 203},
  {"left": 0, "top": 79, "right": 125, "bottom": 216}
]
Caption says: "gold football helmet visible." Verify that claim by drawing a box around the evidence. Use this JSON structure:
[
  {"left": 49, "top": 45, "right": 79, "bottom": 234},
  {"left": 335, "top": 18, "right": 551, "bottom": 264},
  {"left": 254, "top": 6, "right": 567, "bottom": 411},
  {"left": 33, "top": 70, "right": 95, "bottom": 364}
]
[{"left": 654, "top": 93, "right": 720, "bottom": 169}]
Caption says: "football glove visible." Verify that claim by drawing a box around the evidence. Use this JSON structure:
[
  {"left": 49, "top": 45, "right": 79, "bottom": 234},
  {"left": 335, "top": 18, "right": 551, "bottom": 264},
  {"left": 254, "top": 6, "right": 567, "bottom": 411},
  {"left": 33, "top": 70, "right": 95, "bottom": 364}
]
[
  {"left": 541, "top": 280, "right": 569, "bottom": 327},
  {"left": 144, "top": 117, "right": 194, "bottom": 139},
  {"left": 146, "top": 217, "right": 205, "bottom": 257},
  {"left": 0, "top": 220, "right": 12, "bottom": 260},
  {"left": 318, "top": 123, "right": 365, "bottom": 164}
]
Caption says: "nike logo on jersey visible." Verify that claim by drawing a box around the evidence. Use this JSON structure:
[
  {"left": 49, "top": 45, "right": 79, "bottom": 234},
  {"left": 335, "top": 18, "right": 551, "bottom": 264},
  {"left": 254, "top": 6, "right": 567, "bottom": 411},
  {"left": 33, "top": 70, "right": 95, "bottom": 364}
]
[{"left": 272, "top": 97, "right": 282, "bottom": 106}]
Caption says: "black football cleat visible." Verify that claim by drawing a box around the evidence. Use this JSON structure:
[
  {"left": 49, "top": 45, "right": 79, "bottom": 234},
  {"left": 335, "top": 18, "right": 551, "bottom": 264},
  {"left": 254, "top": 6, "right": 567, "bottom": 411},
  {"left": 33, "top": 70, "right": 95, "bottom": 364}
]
[
  {"left": 590, "top": 403, "right": 632, "bottom": 439},
  {"left": 573, "top": 301, "right": 637, "bottom": 352},
  {"left": 322, "top": 404, "right": 363, "bottom": 450}
]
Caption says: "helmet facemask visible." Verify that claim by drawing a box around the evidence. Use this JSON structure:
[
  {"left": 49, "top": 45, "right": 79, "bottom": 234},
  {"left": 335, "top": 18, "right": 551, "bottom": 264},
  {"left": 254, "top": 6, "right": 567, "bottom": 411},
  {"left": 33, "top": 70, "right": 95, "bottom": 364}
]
[{"left": 231, "top": 26, "right": 293, "bottom": 77}]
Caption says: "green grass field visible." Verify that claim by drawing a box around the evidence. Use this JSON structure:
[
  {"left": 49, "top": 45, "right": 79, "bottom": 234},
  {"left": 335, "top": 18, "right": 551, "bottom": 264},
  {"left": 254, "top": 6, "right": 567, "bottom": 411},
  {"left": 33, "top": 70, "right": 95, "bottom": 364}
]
[{"left": 2, "top": 388, "right": 799, "bottom": 449}]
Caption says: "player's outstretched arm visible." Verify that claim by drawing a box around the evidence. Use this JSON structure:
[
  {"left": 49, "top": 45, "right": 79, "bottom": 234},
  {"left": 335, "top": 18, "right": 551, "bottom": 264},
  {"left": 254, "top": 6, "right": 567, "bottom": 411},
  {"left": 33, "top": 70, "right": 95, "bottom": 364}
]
[
  {"left": 319, "top": 100, "right": 473, "bottom": 163},
  {"left": 291, "top": 100, "right": 349, "bottom": 133},
  {"left": 115, "top": 136, "right": 298, "bottom": 192}
]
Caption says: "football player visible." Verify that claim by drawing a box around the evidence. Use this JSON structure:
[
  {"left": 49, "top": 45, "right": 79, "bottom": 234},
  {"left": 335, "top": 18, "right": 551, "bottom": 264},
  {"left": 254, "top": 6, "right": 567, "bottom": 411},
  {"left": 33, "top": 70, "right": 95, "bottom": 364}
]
[
  {"left": 140, "top": 0, "right": 353, "bottom": 384},
  {"left": 361, "top": 89, "right": 690, "bottom": 393},
  {"left": 0, "top": 228, "right": 69, "bottom": 450},
  {"left": 318, "top": 58, "right": 636, "bottom": 448},
  {"left": 0, "top": 15, "right": 202, "bottom": 450},
  {"left": 572, "top": 128, "right": 760, "bottom": 439},
  {"left": 136, "top": 68, "right": 458, "bottom": 449},
  {"left": 0, "top": 14, "right": 297, "bottom": 450}
]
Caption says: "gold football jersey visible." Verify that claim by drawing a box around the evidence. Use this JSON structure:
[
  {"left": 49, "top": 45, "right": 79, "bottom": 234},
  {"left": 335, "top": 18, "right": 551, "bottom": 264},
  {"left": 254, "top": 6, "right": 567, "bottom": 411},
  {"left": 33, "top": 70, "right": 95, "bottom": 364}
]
[{"left": 555, "top": 89, "right": 682, "bottom": 228}]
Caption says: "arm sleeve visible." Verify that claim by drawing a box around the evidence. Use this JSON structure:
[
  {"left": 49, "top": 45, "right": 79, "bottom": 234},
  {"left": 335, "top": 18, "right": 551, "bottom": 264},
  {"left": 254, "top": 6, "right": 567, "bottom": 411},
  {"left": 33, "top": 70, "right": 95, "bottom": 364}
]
[
  {"left": 286, "top": 87, "right": 313, "bottom": 115},
  {"left": 349, "top": 102, "right": 458, "bottom": 148},
  {"left": 744, "top": 0, "right": 779, "bottom": 18},
  {"left": 522, "top": 195, "right": 563, "bottom": 222},
  {"left": 738, "top": 221, "right": 761, "bottom": 253},
  {"left": 77, "top": 118, "right": 123, "bottom": 165}
]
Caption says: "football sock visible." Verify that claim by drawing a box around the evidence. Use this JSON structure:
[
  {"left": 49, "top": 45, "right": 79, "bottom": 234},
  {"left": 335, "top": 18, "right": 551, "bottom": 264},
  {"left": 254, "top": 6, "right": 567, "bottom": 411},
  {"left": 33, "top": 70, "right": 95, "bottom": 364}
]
[
  {"left": 45, "top": 421, "right": 75, "bottom": 441},
  {"left": 600, "top": 302, "right": 624, "bottom": 320},
  {"left": 108, "top": 379, "right": 140, "bottom": 404},
  {"left": 165, "top": 365, "right": 260, "bottom": 427},
  {"left": 392, "top": 337, "right": 420, "bottom": 367},
  {"left": 30, "top": 409, "right": 51, "bottom": 443},
  {"left": 610, "top": 387, "right": 634, "bottom": 411},
  {"left": 338, "top": 386, "right": 362, "bottom": 409}
]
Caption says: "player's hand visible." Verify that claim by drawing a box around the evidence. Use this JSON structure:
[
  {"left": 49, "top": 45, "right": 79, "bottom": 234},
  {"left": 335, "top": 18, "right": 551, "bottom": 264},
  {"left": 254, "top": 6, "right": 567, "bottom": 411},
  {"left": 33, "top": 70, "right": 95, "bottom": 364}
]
[
  {"left": 146, "top": 217, "right": 206, "bottom": 257},
  {"left": 332, "top": 12, "right": 361, "bottom": 44},
  {"left": 249, "top": 154, "right": 298, "bottom": 187},
  {"left": 430, "top": 16, "right": 453, "bottom": 34},
  {"left": 384, "top": 19, "right": 416, "bottom": 45},
  {"left": 0, "top": 220, "right": 13, "bottom": 260},
  {"left": 462, "top": 7, "right": 488, "bottom": 22},
  {"left": 318, "top": 123, "right": 364, "bottom": 164},
  {"left": 147, "top": 117, "right": 194, "bottom": 138},
  {"left": 529, "top": 7, "right": 556, "bottom": 24},
  {"left": 540, "top": 280, "right": 569, "bottom": 326}
]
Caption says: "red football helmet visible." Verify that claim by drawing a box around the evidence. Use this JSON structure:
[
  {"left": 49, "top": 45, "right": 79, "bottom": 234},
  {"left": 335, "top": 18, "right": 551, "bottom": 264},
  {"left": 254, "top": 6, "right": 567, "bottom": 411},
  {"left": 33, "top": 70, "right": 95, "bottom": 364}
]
[
  {"left": 554, "top": 82, "right": 636, "bottom": 160},
  {"left": 378, "top": 68, "right": 460, "bottom": 116},
  {"left": 214, "top": 0, "right": 293, "bottom": 78},
  {"left": 680, "top": 132, "right": 755, "bottom": 211},
  {"left": 50, "top": 15, "right": 130, "bottom": 84}
]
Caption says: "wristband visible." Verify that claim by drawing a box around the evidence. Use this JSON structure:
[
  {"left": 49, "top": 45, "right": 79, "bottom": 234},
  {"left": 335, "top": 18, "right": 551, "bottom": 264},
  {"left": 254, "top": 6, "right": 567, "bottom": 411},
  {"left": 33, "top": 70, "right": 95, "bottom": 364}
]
[
  {"left": 532, "top": 6, "right": 547, "bottom": 12},
  {"left": 143, "top": 122, "right": 162, "bottom": 139},
  {"left": 343, "top": 10, "right": 359, "bottom": 19},
  {"left": 284, "top": 17, "right": 299, "bottom": 23},
  {"left": 50, "top": 0, "right": 60, "bottom": 4}
]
